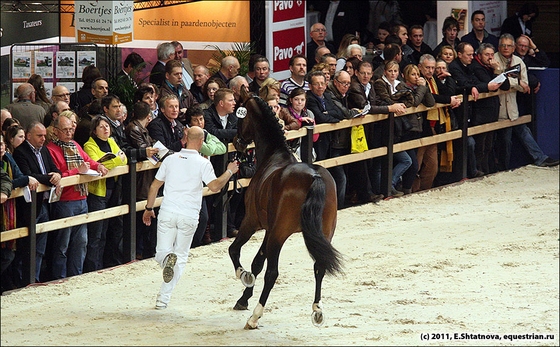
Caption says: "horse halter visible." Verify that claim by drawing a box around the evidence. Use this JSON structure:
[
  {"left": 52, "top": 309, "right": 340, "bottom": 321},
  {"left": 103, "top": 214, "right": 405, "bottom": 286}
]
[{"left": 234, "top": 105, "right": 251, "bottom": 151}]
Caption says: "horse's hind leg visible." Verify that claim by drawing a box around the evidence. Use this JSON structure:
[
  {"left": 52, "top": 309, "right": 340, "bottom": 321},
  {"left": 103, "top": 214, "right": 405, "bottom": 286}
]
[
  {"left": 311, "top": 263, "right": 326, "bottom": 326},
  {"left": 234, "top": 240, "right": 267, "bottom": 311}
]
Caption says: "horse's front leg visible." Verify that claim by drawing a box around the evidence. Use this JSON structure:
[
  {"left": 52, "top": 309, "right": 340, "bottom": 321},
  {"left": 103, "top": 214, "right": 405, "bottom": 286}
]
[
  {"left": 311, "top": 263, "right": 326, "bottom": 326},
  {"left": 245, "top": 244, "right": 281, "bottom": 329},
  {"left": 234, "top": 239, "right": 267, "bottom": 310},
  {"left": 228, "top": 219, "right": 257, "bottom": 284}
]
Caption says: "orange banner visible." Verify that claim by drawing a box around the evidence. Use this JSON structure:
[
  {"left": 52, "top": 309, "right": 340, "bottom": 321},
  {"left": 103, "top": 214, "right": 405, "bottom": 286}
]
[{"left": 61, "top": 1, "right": 249, "bottom": 44}]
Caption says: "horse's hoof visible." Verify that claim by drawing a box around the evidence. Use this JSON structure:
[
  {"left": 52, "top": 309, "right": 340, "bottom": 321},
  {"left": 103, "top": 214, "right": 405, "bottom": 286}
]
[
  {"left": 311, "top": 310, "right": 325, "bottom": 327},
  {"left": 240, "top": 271, "right": 256, "bottom": 288},
  {"left": 233, "top": 302, "right": 249, "bottom": 311},
  {"left": 244, "top": 321, "right": 258, "bottom": 330}
]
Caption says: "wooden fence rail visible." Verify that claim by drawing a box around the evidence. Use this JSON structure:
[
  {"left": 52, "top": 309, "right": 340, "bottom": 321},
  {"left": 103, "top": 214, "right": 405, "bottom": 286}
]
[{"left": 1, "top": 88, "right": 533, "bottom": 285}]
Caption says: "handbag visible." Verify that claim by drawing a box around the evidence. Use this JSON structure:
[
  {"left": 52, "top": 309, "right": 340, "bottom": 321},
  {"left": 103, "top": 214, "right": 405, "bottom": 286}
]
[{"left": 350, "top": 125, "right": 369, "bottom": 153}]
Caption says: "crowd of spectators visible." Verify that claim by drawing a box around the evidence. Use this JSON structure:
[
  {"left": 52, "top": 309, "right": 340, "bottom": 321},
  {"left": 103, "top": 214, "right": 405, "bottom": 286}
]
[{"left": 1, "top": 2, "right": 558, "bottom": 293}]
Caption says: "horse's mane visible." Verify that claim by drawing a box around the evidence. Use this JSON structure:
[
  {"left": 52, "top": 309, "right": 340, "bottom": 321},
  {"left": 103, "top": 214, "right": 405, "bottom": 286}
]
[{"left": 249, "top": 96, "right": 290, "bottom": 151}]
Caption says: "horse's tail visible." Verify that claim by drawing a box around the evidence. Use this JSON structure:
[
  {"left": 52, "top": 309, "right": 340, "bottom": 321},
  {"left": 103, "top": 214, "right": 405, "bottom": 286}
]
[{"left": 300, "top": 172, "right": 343, "bottom": 276}]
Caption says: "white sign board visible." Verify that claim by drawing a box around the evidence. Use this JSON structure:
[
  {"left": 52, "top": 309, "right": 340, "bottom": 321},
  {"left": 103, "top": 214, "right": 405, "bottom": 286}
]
[{"left": 75, "top": 1, "right": 134, "bottom": 45}]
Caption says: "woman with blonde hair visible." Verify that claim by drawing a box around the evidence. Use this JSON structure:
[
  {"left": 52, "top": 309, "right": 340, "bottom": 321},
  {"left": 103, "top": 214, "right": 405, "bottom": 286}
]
[
  {"left": 258, "top": 77, "right": 282, "bottom": 102},
  {"left": 437, "top": 45, "right": 457, "bottom": 65},
  {"left": 311, "top": 63, "right": 332, "bottom": 82}
]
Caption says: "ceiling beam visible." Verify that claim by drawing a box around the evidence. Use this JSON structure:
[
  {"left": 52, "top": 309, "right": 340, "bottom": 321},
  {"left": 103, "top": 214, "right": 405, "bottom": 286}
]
[{"left": 0, "top": 0, "right": 199, "bottom": 13}]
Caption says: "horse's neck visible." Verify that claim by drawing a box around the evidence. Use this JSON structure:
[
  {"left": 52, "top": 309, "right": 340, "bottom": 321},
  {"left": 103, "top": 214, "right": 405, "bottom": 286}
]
[{"left": 254, "top": 135, "right": 293, "bottom": 169}]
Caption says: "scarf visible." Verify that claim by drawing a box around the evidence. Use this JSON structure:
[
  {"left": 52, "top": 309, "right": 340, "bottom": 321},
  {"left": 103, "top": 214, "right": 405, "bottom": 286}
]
[
  {"left": 426, "top": 77, "right": 454, "bottom": 172},
  {"left": 53, "top": 139, "right": 88, "bottom": 196},
  {"left": 2, "top": 160, "right": 16, "bottom": 250},
  {"left": 288, "top": 106, "right": 319, "bottom": 142}
]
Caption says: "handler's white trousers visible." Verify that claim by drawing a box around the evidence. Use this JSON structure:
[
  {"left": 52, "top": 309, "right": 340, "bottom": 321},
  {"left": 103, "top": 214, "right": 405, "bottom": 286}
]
[{"left": 155, "top": 209, "right": 198, "bottom": 304}]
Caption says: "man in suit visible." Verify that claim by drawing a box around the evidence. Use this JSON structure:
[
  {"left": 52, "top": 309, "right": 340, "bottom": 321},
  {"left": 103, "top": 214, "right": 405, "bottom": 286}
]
[
  {"left": 416, "top": 54, "right": 461, "bottom": 191},
  {"left": 13, "top": 122, "right": 62, "bottom": 282},
  {"left": 171, "top": 41, "right": 195, "bottom": 91},
  {"left": 306, "top": 22, "right": 336, "bottom": 71},
  {"left": 147, "top": 94, "right": 187, "bottom": 154},
  {"left": 347, "top": 60, "right": 406, "bottom": 199},
  {"left": 117, "top": 52, "right": 145, "bottom": 88},
  {"left": 211, "top": 56, "right": 240, "bottom": 87},
  {"left": 149, "top": 42, "right": 175, "bottom": 89}
]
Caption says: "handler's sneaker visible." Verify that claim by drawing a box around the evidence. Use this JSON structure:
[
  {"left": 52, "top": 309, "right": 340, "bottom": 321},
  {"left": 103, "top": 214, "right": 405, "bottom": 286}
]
[
  {"left": 162, "top": 253, "right": 177, "bottom": 283},
  {"left": 155, "top": 300, "right": 167, "bottom": 310}
]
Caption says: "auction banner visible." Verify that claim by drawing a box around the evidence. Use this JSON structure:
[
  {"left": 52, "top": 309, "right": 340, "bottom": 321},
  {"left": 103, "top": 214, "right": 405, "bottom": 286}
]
[
  {"left": 61, "top": 1, "right": 249, "bottom": 49},
  {"left": 266, "top": 0, "right": 307, "bottom": 81},
  {"left": 75, "top": 0, "right": 134, "bottom": 45}
]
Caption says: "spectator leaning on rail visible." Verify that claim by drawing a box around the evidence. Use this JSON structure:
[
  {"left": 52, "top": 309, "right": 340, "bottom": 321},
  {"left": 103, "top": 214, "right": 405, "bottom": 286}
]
[
  {"left": 513, "top": 34, "right": 550, "bottom": 116},
  {"left": 469, "top": 43, "right": 509, "bottom": 175},
  {"left": 83, "top": 115, "right": 128, "bottom": 272},
  {"left": 493, "top": 33, "right": 559, "bottom": 169},
  {"left": 184, "top": 105, "right": 227, "bottom": 248},
  {"left": 279, "top": 54, "right": 310, "bottom": 107},
  {"left": 125, "top": 101, "right": 159, "bottom": 259},
  {"left": 415, "top": 55, "right": 462, "bottom": 192},
  {"left": 47, "top": 112, "right": 109, "bottom": 279},
  {"left": 447, "top": 42, "right": 486, "bottom": 179},
  {"left": 12, "top": 122, "right": 61, "bottom": 283},
  {"left": 143, "top": 126, "right": 239, "bottom": 310}
]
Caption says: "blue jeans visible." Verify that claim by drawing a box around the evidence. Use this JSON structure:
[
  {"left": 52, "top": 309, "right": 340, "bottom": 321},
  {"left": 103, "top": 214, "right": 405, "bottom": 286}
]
[
  {"left": 392, "top": 151, "right": 412, "bottom": 188},
  {"left": 497, "top": 124, "right": 547, "bottom": 169},
  {"left": 84, "top": 192, "right": 109, "bottom": 272},
  {"left": 51, "top": 199, "right": 88, "bottom": 279}
]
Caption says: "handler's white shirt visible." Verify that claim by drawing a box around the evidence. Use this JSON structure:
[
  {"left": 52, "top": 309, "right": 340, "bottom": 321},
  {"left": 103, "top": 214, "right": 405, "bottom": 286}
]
[{"left": 155, "top": 148, "right": 217, "bottom": 219}]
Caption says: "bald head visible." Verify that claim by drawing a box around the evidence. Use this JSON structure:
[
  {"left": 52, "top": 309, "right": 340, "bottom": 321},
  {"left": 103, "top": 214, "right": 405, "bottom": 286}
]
[
  {"left": 1, "top": 109, "right": 12, "bottom": 128},
  {"left": 16, "top": 83, "right": 35, "bottom": 100},
  {"left": 52, "top": 85, "right": 71, "bottom": 103},
  {"left": 186, "top": 126, "right": 204, "bottom": 149}
]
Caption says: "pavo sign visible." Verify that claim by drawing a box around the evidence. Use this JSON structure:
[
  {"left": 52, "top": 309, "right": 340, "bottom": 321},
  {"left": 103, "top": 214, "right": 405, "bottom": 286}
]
[{"left": 75, "top": 0, "right": 133, "bottom": 44}]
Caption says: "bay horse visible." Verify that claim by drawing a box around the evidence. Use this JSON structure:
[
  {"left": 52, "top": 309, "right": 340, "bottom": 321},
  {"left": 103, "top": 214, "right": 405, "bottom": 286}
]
[{"left": 229, "top": 88, "right": 343, "bottom": 329}]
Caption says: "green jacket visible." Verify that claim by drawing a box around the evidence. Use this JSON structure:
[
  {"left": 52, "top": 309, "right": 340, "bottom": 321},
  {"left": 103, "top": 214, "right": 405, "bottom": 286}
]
[
  {"left": 83, "top": 136, "right": 128, "bottom": 197},
  {"left": 200, "top": 130, "right": 227, "bottom": 157}
]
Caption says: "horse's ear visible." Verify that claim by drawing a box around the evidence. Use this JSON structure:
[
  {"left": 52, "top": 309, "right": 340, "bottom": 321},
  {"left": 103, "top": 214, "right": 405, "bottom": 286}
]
[{"left": 240, "top": 84, "right": 251, "bottom": 104}]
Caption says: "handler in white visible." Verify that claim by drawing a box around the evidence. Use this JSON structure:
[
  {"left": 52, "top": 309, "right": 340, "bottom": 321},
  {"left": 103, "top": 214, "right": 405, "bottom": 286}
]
[{"left": 143, "top": 126, "right": 239, "bottom": 309}]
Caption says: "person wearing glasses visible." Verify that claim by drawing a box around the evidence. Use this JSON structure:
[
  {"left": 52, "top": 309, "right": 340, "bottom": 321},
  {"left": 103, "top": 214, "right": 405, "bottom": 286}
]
[
  {"left": 325, "top": 70, "right": 364, "bottom": 208},
  {"left": 493, "top": 33, "right": 558, "bottom": 169},
  {"left": 51, "top": 85, "right": 71, "bottom": 104},
  {"left": 307, "top": 22, "right": 336, "bottom": 71},
  {"left": 6, "top": 83, "right": 46, "bottom": 132},
  {"left": 47, "top": 112, "right": 108, "bottom": 279},
  {"left": 83, "top": 115, "right": 128, "bottom": 272},
  {"left": 44, "top": 101, "right": 71, "bottom": 144}
]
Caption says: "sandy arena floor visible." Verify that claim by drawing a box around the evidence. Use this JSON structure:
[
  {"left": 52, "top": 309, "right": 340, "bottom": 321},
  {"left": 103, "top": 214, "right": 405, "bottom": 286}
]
[{"left": 1, "top": 165, "right": 559, "bottom": 346}]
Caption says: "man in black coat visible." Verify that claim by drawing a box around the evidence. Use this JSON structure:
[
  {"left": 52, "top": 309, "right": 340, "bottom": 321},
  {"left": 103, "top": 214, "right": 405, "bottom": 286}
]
[
  {"left": 469, "top": 43, "right": 509, "bottom": 174},
  {"left": 13, "top": 122, "right": 61, "bottom": 282},
  {"left": 147, "top": 94, "right": 187, "bottom": 152}
]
